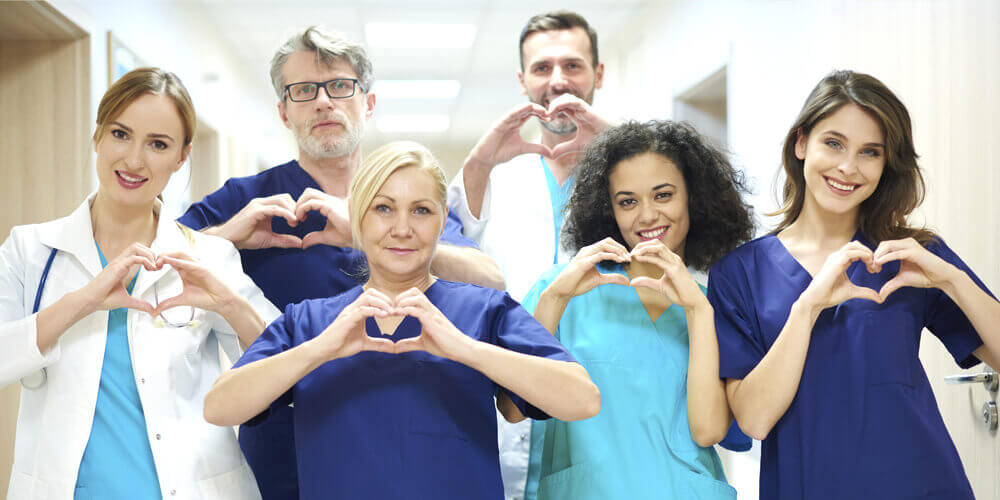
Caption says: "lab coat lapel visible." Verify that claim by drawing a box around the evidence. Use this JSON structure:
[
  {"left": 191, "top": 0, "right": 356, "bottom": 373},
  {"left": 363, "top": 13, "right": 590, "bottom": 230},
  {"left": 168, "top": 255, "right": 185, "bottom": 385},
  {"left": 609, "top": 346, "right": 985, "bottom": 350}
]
[{"left": 35, "top": 192, "right": 104, "bottom": 279}]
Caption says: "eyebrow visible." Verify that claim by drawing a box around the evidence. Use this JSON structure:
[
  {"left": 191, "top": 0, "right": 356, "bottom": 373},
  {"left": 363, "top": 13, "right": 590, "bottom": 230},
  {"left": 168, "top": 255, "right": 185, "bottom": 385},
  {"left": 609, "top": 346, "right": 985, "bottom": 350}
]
[
  {"left": 821, "top": 130, "right": 884, "bottom": 148},
  {"left": 111, "top": 121, "right": 176, "bottom": 142},
  {"left": 531, "top": 56, "right": 587, "bottom": 68},
  {"left": 613, "top": 183, "right": 675, "bottom": 197},
  {"left": 373, "top": 194, "right": 436, "bottom": 205}
]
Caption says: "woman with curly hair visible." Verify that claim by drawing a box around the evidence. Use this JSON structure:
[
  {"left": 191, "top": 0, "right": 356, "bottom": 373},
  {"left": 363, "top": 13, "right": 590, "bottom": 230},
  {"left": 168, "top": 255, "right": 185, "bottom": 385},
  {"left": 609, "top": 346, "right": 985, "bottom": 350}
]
[
  {"left": 519, "top": 120, "right": 755, "bottom": 500},
  {"left": 708, "top": 70, "right": 1000, "bottom": 499}
]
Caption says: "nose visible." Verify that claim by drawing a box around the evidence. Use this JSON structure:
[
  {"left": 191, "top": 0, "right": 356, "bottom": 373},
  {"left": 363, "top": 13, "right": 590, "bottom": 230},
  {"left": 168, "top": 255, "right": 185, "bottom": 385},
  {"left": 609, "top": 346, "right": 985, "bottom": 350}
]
[
  {"left": 637, "top": 201, "right": 658, "bottom": 225},
  {"left": 124, "top": 141, "right": 143, "bottom": 170},
  {"left": 549, "top": 66, "right": 570, "bottom": 91},
  {"left": 837, "top": 155, "right": 860, "bottom": 178},
  {"left": 389, "top": 212, "right": 412, "bottom": 238},
  {"left": 314, "top": 86, "right": 335, "bottom": 109}
]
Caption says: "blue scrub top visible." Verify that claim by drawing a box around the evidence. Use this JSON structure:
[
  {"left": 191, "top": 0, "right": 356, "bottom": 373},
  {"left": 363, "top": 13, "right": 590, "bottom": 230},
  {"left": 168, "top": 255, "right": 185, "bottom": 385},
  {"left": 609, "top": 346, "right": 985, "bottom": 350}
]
[
  {"left": 76, "top": 244, "right": 160, "bottom": 499},
  {"left": 233, "top": 280, "right": 577, "bottom": 500},
  {"left": 178, "top": 159, "right": 477, "bottom": 499},
  {"left": 521, "top": 262, "right": 749, "bottom": 500},
  {"left": 708, "top": 233, "right": 992, "bottom": 500}
]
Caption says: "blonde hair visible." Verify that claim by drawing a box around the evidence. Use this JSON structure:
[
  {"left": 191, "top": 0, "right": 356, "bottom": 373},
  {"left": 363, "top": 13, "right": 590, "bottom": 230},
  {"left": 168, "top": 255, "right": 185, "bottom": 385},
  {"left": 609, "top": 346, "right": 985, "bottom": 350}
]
[
  {"left": 348, "top": 141, "right": 447, "bottom": 251},
  {"left": 95, "top": 67, "right": 196, "bottom": 147}
]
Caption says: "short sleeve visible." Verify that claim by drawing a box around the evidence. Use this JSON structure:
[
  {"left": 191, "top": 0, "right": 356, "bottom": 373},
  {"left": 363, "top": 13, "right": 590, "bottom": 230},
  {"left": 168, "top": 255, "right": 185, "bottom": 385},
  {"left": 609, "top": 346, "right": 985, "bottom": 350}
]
[
  {"left": 718, "top": 420, "right": 753, "bottom": 452},
  {"left": 923, "top": 238, "right": 995, "bottom": 369},
  {"left": 707, "top": 260, "right": 766, "bottom": 380},
  {"left": 439, "top": 209, "right": 478, "bottom": 248},
  {"left": 232, "top": 303, "right": 300, "bottom": 425},
  {"left": 490, "top": 291, "right": 576, "bottom": 419},
  {"left": 178, "top": 178, "right": 249, "bottom": 231}
]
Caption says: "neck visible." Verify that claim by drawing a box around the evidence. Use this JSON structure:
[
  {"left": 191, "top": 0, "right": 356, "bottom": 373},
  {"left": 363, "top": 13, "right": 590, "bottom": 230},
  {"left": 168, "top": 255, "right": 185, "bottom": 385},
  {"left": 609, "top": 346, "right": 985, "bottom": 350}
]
[
  {"left": 90, "top": 191, "right": 158, "bottom": 253},
  {"left": 365, "top": 268, "right": 435, "bottom": 299},
  {"left": 539, "top": 129, "right": 579, "bottom": 185},
  {"left": 782, "top": 198, "right": 859, "bottom": 248},
  {"left": 297, "top": 148, "right": 360, "bottom": 197}
]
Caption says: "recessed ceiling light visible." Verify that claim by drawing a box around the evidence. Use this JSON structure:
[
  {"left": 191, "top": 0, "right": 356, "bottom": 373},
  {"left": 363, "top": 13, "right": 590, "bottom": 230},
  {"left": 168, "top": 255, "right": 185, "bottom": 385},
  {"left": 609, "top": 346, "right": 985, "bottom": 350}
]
[
  {"left": 365, "top": 23, "right": 476, "bottom": 49},
  {"left": 376, "top": 114, "right": 450, "bottom": 133},
  {"left": 373, "top": 80, "right": 461, "bottom": 100}
]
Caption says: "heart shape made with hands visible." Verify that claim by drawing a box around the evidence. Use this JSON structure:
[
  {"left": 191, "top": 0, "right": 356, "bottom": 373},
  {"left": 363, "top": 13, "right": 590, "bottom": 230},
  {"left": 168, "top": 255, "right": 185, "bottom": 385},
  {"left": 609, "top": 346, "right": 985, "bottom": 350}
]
[
  {"left": 261, "top": 189, "right": 351, "bottom": 250},
  {"left": 530, "top": 101, "right": 590, "bottom": 159}
]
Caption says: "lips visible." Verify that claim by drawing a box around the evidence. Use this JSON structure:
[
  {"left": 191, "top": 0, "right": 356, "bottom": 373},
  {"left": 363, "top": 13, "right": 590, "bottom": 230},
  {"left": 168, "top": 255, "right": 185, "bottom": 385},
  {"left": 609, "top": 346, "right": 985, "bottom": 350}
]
[
  {"left": 311, "top": 120, "right": 342, "bottom": 131},
  {"left": 387, "top": 247, "right": 415, "bottom": 256},
  {"left": 115, "top": 170, "right": 148, "bottom": 189},
  {"left": 637, "top": 226, "right": 668, "bottom": 241},
  {"left": 824, "top": 176, "right": 860, "bottom": 195}
]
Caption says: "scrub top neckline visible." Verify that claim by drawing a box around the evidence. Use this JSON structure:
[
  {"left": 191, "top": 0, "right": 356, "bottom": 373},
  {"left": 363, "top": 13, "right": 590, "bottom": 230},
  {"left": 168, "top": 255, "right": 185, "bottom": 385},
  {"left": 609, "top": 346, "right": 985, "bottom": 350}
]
[
  {"left": 289, "top": 160, "right": 324, "bottom": 192},
  {"left": 601, "top": 261, "right": 678, "bottom": 324},
  {"left": 769, "top": 229, "right": 868, "bottom": 282}
]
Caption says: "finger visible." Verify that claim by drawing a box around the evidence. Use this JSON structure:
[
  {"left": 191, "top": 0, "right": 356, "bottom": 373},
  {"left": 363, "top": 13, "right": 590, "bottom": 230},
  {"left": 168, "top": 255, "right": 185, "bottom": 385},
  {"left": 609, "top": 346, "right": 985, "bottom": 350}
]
[
  {"left": 120, "top": 254, "right": 157, "bottom": 274},
  {"left": 158, "top": 255, "right": 199, "bottom": 271},
  {"left": 520, "top": 142, "right": 554, "bottom": 158},
  {"left": 393, "top": 337, "right": 424, "bottom": 354},
  {"left": 259, "top": 193, "right": 298, "bottom": 212},
  {"left": 597, "top": 272, "right": 631, "bottom": 287},
  {"left": 842, "top": 248, "right": 876, "bottom": 268},
  {"left": 598, "top": 237, "right": 631, "bottom": 259},
  {"left": 122, "top": 243, "right": 157, "bottom": 264},
  {"left": 357, "top": 292, "right": 395, "bottom": 313},
  {"left": 126, "top": 298, "right": 156, "bottom": 316},
  {"left": 363, "top": 287, "right": 394, "bottom": 304},
  {"left": 362, "top": 337, "right": 396, "bottom": 354},
  {"left": 357, "top": 305, "right": 391, "bottom": 318},
  {"left": 585, "top": 251, "right": 627, "bottom": 266},
  {"left": 849, "top": 284, "right": 883, "bottom": 304},
  {"left": 873, "top": 248, "right": 911, "bottom": 266},
  {"left": 878, "top": 278, "right": 906, "bottom": 301},
  {"left": 629, "top": 276, "right": 661, "bottom": 291},
  {"left": 258, "top": 204, "right": 300, "bottom": 227},
  {"left": 154, "top": 293, "right": 190, "bottom": 313},
  {"left": 301, "top": 232, "right": 340, "bottom": 250},
  {"left": 631, "top": 252, "right": 673, "bottom": 272},
  {"left": 550, "top": 139, "right": 585, "bottom": 159},
  {"left": 269, "top": 233, "right": 304, "bottom": 249},
  {"left": 158, "top": 250, "right": 196, "bottom": 262}
]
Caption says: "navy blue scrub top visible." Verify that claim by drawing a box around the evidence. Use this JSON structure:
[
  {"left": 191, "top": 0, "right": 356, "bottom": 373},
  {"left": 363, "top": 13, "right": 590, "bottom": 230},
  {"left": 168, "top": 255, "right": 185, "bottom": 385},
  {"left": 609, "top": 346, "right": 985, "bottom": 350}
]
[
  {"left": 708, "top": 233, "right": 993, "bottom": 500},
  {"left": 178, "top": 159, "right": 477, "bottom": 499},
  {"left": 234, "top": 280, "right": 577, "bottom": 500}
]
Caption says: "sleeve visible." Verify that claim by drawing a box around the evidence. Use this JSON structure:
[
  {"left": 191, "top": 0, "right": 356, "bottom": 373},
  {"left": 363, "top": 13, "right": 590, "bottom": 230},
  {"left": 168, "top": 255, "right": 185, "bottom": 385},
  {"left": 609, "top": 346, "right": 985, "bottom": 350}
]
[
  {"left": 177, "top": 178, "right": 248, "bottom": 231},
  {"left": 231, "top": 302, "right": 300, "bottom": 425},
  {"left": 923, "top": 238, "right": 996, "bottom": 369},
  {"left": 0, "top": 230, "right": 61, "bottom": 386},
  {"left": 438, "top": 208, "right": 478, "bottom": 249},
  {"left": 207, "top": 238, "right": 281, "bottom": 363},
  {"left": 489, "top": 291, "right": 577, "bottom": 419},
  {"left": 446, "top": 167, "right": 491, "bottom": 243},
  {"left": 707, "top": 259, "right": 766, "bottom": 380},
  {"left": 718, "top": 421, "right": 753, "bottom": 452}
]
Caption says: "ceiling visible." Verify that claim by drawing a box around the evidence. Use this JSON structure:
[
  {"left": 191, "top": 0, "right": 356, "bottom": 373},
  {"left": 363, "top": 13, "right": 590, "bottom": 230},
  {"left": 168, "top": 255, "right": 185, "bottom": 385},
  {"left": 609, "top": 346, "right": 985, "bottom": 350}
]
[{"left": 196, "top": 0, "right": 650, "bottom": 148}]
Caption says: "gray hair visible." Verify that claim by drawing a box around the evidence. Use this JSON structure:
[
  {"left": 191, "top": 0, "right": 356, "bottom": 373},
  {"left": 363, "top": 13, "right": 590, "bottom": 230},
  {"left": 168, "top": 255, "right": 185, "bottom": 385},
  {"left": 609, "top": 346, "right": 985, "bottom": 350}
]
[{"left": 269, "top": 26, "right": 374, "bottom": 100}]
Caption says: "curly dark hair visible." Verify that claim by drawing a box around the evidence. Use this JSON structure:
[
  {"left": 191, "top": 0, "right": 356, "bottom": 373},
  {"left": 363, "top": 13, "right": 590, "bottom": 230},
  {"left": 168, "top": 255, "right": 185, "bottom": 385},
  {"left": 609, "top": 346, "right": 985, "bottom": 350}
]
[{"left": 563, "top": 120, "right": 755, "bottom": 272}]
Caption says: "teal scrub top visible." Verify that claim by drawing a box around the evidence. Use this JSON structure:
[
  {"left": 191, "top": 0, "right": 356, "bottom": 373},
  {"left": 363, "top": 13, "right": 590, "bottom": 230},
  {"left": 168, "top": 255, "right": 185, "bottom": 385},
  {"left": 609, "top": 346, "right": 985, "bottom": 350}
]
[
  {"left": 541, "top": 157, "right": 573, "bottom": 264},
  {"left": 75, "top": 243, "right": 161, "bottom": 500},
  {"left": 522, "top": 262, "right": 747, "bottom": 500}
]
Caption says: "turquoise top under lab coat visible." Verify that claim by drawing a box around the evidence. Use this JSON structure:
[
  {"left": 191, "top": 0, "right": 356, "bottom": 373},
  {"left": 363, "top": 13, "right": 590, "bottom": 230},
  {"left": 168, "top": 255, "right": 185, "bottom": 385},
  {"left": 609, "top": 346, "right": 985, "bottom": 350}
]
[{"left": 522, "top": 262, "right": 749, "bottom": 500}]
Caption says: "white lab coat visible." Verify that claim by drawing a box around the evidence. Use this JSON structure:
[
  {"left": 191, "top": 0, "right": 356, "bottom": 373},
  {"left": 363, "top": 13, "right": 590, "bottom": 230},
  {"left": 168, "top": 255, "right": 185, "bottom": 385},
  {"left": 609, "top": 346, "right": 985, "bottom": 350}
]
[
  {"left": 448, "top": 154, "right": 574, "bottom": 500},
  {"left": 0, "top": 193, "right": 280, "bottom": 500}
]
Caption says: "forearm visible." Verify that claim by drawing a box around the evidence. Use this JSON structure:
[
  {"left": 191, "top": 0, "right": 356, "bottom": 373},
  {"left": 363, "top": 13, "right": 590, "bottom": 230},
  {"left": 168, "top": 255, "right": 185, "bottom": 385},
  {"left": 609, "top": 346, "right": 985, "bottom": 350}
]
[
  {"left": 685, "top": 303, "right": 732, "bottom": 447},
  {"left": 532, "top": 287, "right": 571, "bottom": 335},
  {"left": 204, "top": 342, "right": 322, "bottom": 426},
  {"left": 728, "top": 299, "right": 818, "bottom": 440},
  {"left": 431, "top": 245, "right": 505, "bottom": 290},
  {"left": 941, "top": 270, "right": 1000, "bottom": 368},
  {"left": 36, "top": 289, "right": 95, "bottom": 353},
  {"left": 461, "top": 159, "right": 491, "bottom": 219},
  {"left": 216, "top": 296, "right": 268, "bottom": 350},
  {"left": 462, "top": 341, "right": 599, "bottom": 421}
]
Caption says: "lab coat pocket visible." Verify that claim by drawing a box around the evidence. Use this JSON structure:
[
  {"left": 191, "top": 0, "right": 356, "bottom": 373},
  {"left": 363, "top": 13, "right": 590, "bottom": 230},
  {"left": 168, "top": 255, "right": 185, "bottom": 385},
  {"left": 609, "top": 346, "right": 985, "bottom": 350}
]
[
  {"left": 197, "top": 461, "right": 261, "bottom": 500},
  {"left": 8, "top": 471, "right": 35, "bottom": 499},
  {"left": 864, "top": 310, "right": 918, "bottom": 387}
]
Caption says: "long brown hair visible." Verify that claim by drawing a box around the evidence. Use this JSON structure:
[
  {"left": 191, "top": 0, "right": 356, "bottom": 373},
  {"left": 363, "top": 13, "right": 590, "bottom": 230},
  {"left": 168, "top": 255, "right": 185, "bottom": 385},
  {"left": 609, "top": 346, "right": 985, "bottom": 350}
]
[
  {"left": 95, "top": 67, "right": 196, "bottom": 147},
  {"left": 771, "top": 70, "right": 934, "bottom": 244}
]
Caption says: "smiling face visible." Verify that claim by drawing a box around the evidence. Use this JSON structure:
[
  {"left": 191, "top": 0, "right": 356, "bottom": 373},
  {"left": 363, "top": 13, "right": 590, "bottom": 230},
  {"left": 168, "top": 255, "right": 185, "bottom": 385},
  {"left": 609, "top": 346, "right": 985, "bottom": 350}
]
[
  {"left": 359, "top": 166, "right": 446, "bottom": 282},
  {"left": 608, "top": 152, "right": 690, "bottom": 257},
  {"left": 518, "top": 27, "right": 604, "bottom": 135},
  {"left": 796, "top": 103, "right": 887, "bottom": 220},
  {"left": 94, "top": 92, "right": 190, "bottom": 208},
  {"left": 278, "top": 51, "right": 375, "bottom": 161}
]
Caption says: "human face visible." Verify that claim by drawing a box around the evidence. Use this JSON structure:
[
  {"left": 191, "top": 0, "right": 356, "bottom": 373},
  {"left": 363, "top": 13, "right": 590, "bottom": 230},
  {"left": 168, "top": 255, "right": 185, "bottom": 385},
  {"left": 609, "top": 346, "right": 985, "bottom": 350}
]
[
  {"left": 795, "top": 103, "right": 886, "bottom": 219},
  {"left": 609, "top": 152, "right": 690, "bottom": 257},
  {"left": 518, "top": 27, "right": 604, "bottom": 135},
  {"left": 94, "top": 93, "right": 190, "bottom": 208},
  {"left": 360, "top": 167, "right": 446, "bottom": 282},
  {"left": 278, "top": 51, "right": 375, "bottom": 161}
]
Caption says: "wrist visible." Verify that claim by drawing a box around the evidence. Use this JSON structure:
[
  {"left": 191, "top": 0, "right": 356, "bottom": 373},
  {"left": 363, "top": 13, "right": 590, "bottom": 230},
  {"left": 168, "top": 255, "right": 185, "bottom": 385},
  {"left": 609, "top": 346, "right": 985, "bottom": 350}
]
[
  {"left": 463, "top": 154, "right": 493, "bottom": 174},
  {"left": 790, "top": 297, "right": 823, "bottom": 324},
  {"left": 68, "top": 287, "right": 99, "bottom": 316},
  {"left": 683, "top": 298, "right": 714, "bottom": 320},
  {"left": 215, "top": 293, "right": 248, "bottom": 319},
  {"left": 939, "top": 265, "right": 970, "bottom": 299}
]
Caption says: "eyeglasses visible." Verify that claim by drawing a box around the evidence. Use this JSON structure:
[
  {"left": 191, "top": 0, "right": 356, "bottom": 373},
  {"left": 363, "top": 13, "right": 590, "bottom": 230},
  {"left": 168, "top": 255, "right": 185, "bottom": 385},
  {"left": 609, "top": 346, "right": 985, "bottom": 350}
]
[
  {"left": 153, "top": 281, "right": 198, "bottom": 329},
  {"left": 284, "top": 78, "right": 365, "bottom": 102}
]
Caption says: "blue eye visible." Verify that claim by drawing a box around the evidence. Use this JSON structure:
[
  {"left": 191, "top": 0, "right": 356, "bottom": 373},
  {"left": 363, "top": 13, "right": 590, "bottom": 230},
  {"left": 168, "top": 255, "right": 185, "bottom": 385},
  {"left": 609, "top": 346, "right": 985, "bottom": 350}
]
[
  {"left": 861, "top": 148, "right": 882, "bottom": 158},
  {"left": 825, "top": 139, "right": 843, "bottom": 150},
  {"left": 111, "top": 129, "right": 128, "bottom": 140},
  {"left": 413, "top": 206, "right": 431, "bottom": 215},
  {"left": 374, "top": 204, "right": 391, "bottom": 214}
]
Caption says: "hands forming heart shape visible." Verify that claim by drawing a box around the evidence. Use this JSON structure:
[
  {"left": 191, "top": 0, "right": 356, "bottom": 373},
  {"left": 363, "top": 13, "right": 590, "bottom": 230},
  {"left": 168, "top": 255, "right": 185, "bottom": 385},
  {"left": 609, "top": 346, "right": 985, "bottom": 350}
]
[
  {"left": 468, "top": 95, "right": 614, "bottom": 171},
  {"left": 314, "top": 286, "right": 477, "bottom": 363},
  {"left": 224, "top": 188, "right": 351, "bottom": 251}
]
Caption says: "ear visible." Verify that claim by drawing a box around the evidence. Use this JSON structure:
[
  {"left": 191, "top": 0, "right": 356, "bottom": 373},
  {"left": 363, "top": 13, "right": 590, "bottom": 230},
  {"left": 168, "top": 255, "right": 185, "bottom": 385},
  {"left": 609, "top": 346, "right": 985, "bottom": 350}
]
[
  {"left": 794, "top": 128, "right": 808, "bottom": 160},
  {"left": 277, "top": 100, "right": 292, "bottom": 130},
  {"left": 365, "top": 91, "right": 376, "bottom": 120},
  {"left": 594, "top": 62, "right": 605, "bottom": 90},
  {"left": 175, "top": 144, "right": 192, "bottom": 173},
  {"left": 517, "top": 70, "right": 527, "bottom": 97}
]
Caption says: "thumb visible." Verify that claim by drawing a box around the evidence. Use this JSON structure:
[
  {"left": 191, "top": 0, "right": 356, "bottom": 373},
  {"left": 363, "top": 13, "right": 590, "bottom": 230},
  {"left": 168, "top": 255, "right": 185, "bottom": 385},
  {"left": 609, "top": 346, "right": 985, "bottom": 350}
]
[
  {"left": 393, "top": 337, "right": 424, "bottom": 354},
  {"left": 153, "top": 294, "right": 188, "bottom": 315},
  {"left": 126, "top": 298, "right": 156, "bottom": 316},
  {"left": 301, "top": 232, "right": 335, "bottom": 250},
  {"left": 269, "top": 234, "right": 303, "bottom": 249},
  {"left": 878, "top": 278, "right": 905, "bottom": 302},
  {"left": 849, "top": 285, "right": 883, "bottom": 304},
  {"left": 598, "top": 273, "right": 630, "bottom": 287},
  {"left": 629, "top": 276, "right": 660, "bottom": 291}
]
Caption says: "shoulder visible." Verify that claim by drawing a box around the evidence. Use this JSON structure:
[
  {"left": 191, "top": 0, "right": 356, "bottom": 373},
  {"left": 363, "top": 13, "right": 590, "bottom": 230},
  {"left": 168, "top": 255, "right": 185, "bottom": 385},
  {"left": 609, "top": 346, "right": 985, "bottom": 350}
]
[
  {"left": 225, "top": 160, "right": 298, "bottom": 193},
  {"left": 711, "top": 234, "right": 773, "bottom": 272},
  {"left": 283, "top": 285, "right": 364, "bottom": 323}
]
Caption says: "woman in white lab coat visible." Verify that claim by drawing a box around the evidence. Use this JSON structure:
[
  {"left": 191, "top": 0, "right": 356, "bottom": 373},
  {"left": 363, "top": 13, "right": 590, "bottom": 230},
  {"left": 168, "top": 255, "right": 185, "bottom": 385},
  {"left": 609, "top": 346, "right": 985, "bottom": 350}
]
[{"left": 0, "top": 67, "right": 279, "bottom": 499}]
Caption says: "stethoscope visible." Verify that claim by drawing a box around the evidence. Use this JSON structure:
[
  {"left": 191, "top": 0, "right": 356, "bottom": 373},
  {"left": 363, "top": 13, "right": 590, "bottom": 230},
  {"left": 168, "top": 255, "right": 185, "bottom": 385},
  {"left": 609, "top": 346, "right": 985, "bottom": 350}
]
[{"left": 19, "top": 248, "right": 58, "bottom": 390}]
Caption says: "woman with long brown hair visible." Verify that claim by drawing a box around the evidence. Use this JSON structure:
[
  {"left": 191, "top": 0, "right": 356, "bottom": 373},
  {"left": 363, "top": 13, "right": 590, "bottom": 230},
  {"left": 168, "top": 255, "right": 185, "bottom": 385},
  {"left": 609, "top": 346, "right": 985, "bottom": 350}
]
[{"left": 708, "top": 70, "right": 1000, "bottom": 500}]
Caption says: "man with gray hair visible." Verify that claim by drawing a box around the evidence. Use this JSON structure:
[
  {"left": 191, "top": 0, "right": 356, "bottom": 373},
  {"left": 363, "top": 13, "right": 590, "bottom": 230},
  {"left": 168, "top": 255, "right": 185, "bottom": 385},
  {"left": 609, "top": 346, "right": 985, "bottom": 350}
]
[{"left": 179, "top": 26, "right": 503, "bottom": 498}]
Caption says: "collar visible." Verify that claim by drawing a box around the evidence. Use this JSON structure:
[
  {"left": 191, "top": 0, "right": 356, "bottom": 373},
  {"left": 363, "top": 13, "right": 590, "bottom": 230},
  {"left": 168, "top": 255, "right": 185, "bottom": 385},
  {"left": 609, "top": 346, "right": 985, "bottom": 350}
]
[{"left": 36, "top": 192, "right": 192, "bottom": 297}]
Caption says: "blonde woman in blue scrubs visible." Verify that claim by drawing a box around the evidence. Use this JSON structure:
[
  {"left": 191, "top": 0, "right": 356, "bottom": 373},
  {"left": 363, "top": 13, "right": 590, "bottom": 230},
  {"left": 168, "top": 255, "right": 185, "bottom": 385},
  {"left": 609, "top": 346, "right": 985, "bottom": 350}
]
[
  {"left": 521, "top": 121, "right": 754, "bottom": 500},
  {"left": 0, "top": 68, "right": 278, "bottom": 499}
]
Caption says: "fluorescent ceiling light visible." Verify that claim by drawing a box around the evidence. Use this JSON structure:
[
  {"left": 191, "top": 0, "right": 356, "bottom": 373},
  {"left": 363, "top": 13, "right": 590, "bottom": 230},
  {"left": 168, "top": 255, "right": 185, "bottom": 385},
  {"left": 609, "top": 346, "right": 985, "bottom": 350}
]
[
  {"left": 373, "top": 80, "right": 461, "bottom": 100},
  {"left": 376, "top": 114, "right": 450, "bottom": 133},
  {"left": 365, "top": 23, "right": 476, "bottom": 49}
]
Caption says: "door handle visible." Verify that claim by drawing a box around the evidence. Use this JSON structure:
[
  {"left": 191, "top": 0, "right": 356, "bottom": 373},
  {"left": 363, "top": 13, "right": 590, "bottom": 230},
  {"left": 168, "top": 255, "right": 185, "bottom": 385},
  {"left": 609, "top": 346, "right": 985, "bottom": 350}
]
[
  {"left": 944, "top": 369, "right": 998, "bottom": 392},
  {"left": 983, "top": 402, "right": 998, "bottom": 431}
]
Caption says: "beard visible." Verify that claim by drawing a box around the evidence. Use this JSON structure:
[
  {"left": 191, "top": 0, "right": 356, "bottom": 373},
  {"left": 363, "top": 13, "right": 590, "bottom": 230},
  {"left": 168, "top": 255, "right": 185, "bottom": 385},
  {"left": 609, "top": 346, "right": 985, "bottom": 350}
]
[
  {"left": 295, "top": 112, "right": 364, "bottom": 160},
  {"left": 534, "top": 86, "right": 595, "bottom": 136}
]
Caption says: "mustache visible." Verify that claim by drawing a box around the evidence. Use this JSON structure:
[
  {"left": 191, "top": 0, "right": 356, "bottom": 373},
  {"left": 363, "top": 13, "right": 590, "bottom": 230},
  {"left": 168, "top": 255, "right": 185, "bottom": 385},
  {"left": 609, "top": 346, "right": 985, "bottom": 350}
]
[{"left": 306, "top": 111, "right": 348, "bottom": 128}]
